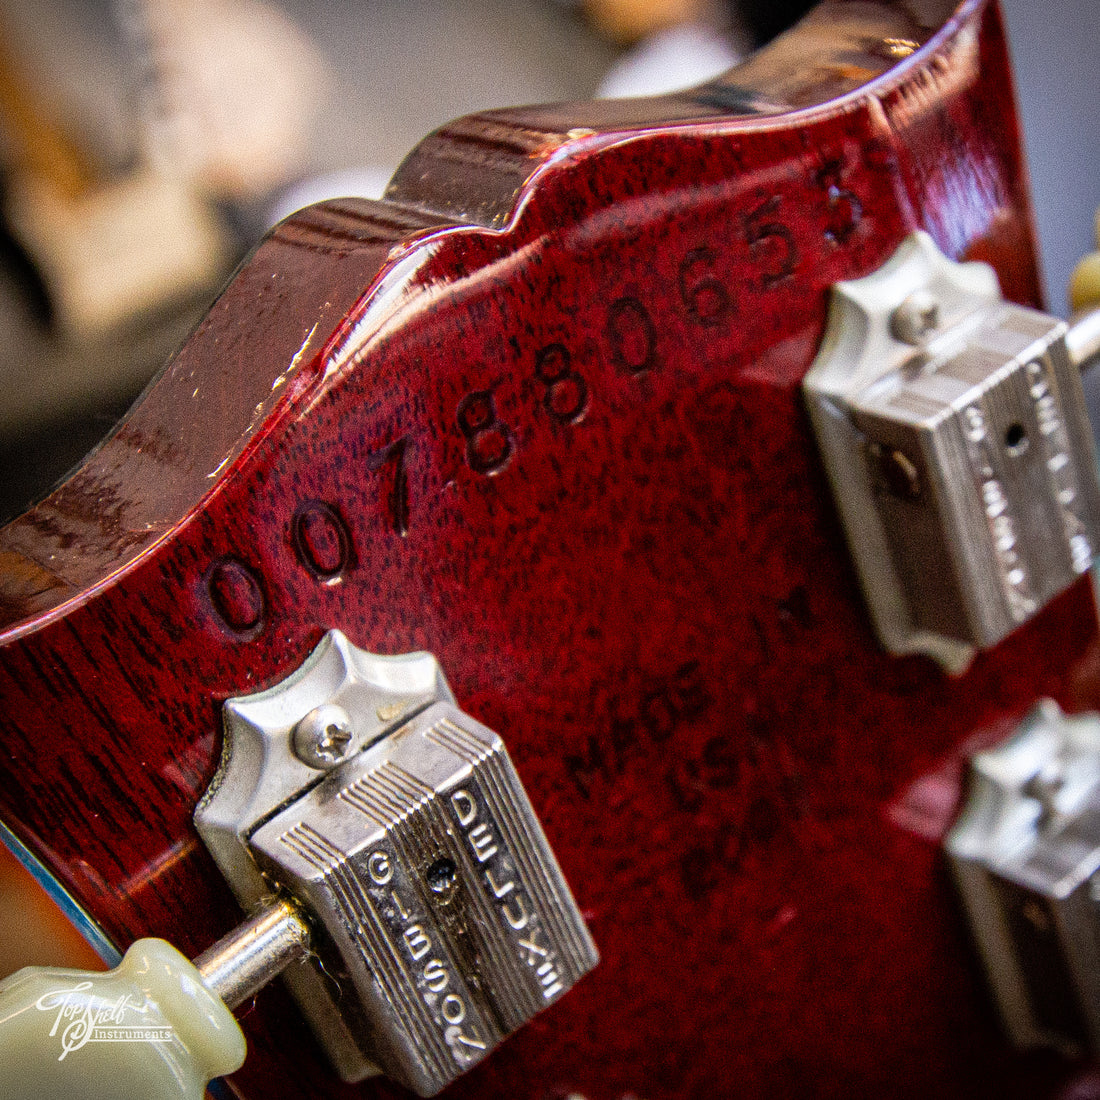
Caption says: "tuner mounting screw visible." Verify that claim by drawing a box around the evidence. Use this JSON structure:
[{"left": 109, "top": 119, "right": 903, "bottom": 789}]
[
  {"left": 890, "top": 288, "right": 940, "bottom": 344},
  {"left": 1023, "top": 761, "right": 1066, "bottom": 824},
  {"left": 294, "top": 704, "right": 357, "bottom": 769}
]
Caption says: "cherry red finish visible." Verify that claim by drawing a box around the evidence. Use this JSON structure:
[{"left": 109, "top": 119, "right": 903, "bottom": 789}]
[{"left": 1, "top": 3, "right": 1097, "bottom": 1098}]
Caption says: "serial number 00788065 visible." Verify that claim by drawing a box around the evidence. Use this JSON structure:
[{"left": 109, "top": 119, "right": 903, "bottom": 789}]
[
  {"left": 205, "top": 227, "right": 775, "bottom": 631},
  {"left": 203, "top": 169, "right": 862, "bottom": 636}
]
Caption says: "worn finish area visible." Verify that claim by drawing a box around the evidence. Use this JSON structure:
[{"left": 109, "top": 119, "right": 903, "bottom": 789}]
[{"left": 1, "top": 2, "right": 1097, "bottom": 1098}]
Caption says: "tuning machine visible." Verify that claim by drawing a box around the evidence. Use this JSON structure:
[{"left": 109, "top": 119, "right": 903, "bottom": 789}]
[
  {"left": 947, "top": 700, "right": 1100, "bottom": 1056},
  {"left": 195, "top": 630, "right": 598, "bottom": 1096},
  {"left": 804, "top": 231, "right": 1100, "bottom": 670}
]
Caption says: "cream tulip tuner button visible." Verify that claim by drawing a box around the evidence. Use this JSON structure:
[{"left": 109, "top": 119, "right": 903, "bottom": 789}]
[{"left": 0, "top": 938, "right": 246, "bottom": 1100}]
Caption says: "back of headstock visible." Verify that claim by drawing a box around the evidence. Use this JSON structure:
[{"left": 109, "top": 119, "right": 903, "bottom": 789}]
[{"left": 3, "top": 2, "right": 1099, "bottom": 1098}]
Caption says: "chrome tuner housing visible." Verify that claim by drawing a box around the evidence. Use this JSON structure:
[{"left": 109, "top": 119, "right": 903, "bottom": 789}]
[
  {"left": 947, "top": 700, "right": 1100, "bottom": 1056},
  {"left": 804, "top": 232, "right": 1100, "bottom": 670},
  {"left": 195, "top": 630, "right": 597, "bottom": 1096}
]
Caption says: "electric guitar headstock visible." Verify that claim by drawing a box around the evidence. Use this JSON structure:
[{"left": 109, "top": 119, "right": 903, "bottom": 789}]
[{"left": 3, "top": 2, "right": 1100, "bottom": 1098}]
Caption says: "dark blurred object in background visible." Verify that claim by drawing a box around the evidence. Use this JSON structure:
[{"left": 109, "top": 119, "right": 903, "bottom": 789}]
[{"left": 736, "top": 0, "right": 813, "bottom": 46}]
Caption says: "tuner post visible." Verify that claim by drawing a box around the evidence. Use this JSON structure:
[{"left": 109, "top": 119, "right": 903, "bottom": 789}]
[
  {"left": 1067, "top": 305, "right": 1100, "bottom": 373},
  {"left": 194, "top": 897, "right": 311, "bottom": 1011}
]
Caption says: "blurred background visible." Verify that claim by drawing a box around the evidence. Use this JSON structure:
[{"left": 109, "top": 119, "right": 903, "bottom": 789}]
[{"left": 0, "top": 0, "right": 1096, "bottom": 977}]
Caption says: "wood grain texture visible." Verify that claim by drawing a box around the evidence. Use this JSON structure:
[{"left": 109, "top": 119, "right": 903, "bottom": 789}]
[{"left": 2, "top": 2, "right": 1096, "bottom": 1098}]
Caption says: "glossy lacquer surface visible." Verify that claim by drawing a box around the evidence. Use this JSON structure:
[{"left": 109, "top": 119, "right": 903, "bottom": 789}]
[{"left": 1, "top": 2, "right": 1098, "bottom": 1097}]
